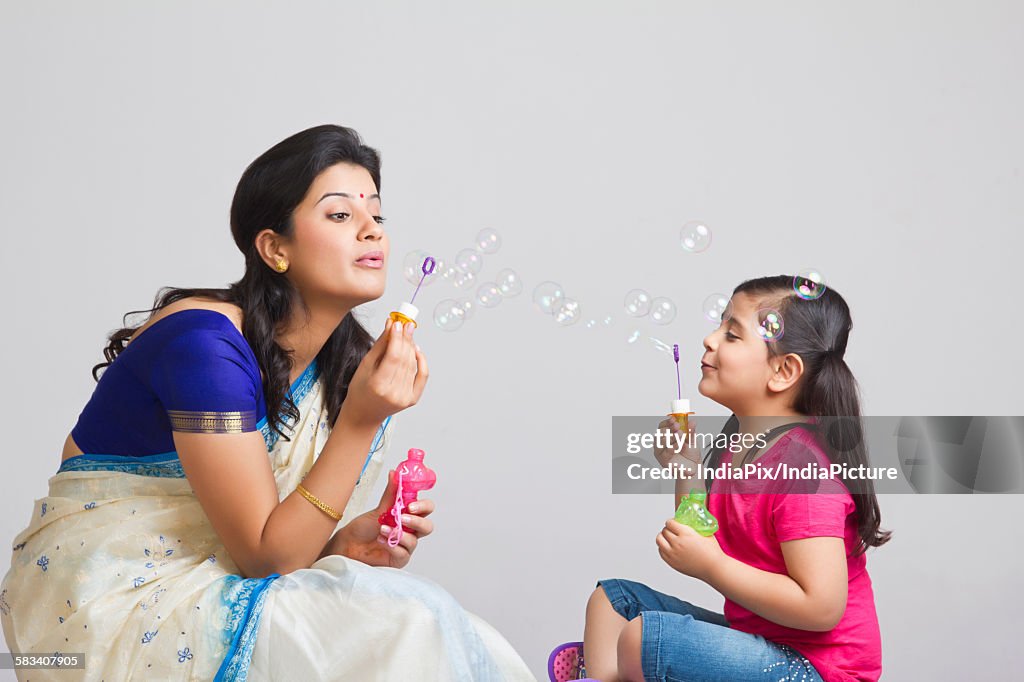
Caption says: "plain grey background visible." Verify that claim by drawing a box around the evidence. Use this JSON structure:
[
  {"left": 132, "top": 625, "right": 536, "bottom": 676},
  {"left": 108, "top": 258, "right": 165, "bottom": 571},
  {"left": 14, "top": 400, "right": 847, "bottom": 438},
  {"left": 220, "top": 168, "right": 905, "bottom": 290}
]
[{"left": 2, "top": 1, "right": 1022, "bottom": 679}]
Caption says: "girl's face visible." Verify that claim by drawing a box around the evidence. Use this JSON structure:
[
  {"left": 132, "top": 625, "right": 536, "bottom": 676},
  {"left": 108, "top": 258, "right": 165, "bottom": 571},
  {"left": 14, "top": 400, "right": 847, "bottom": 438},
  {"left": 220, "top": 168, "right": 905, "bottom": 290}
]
[
  {"left": 698, "top": 292, "right": 778, "bottom": 413},
  {"left": 285, "top": 162, "right": 389, "bottom": 307}
]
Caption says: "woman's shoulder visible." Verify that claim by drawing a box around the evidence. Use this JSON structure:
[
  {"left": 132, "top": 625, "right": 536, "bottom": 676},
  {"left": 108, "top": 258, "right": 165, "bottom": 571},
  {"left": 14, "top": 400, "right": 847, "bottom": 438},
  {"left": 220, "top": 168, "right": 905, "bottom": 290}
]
[
  {"left": 123, "top": 298, "right": 260, "bottom": 384},
  {"left": 129, "top": 298, "right": 245, "bottom": 346}
]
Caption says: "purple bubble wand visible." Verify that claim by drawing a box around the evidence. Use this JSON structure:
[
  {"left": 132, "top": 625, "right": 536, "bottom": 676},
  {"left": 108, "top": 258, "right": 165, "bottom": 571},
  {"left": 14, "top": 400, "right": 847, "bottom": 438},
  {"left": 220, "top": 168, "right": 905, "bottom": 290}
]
[
  {"left": 673, "top": 343, "right": 681, "bottom": 400},
  {"left": 410, "top": 256, "right": 436, "bottom": 305}
]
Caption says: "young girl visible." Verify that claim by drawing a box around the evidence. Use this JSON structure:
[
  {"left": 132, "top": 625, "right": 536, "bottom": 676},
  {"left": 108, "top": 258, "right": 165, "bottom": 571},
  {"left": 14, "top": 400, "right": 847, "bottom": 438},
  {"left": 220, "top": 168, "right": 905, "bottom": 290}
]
[{"left": 583, "top": 275, "right": 889, "bottom": 681}]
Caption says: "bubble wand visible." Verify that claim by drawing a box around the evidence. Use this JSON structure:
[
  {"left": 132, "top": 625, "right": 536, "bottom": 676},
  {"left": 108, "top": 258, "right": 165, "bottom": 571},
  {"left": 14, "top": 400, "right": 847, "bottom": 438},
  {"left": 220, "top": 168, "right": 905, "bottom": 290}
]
[
  {"left": 674, "top": 343, "right": 681, "bottom": 401},
  {"left": 390, "top": 256, "right": 436, "bottom": 328},
  {"left": 669, "top": 343, "right": 694, "bottom": 431}
]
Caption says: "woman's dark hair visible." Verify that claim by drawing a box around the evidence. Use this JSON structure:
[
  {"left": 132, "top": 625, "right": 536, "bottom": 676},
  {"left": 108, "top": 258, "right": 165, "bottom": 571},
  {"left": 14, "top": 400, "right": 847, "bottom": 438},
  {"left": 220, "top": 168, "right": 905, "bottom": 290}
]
[
  {"left": 704, "top": 275, "right": 892, "bottom": 555},
  {"left": 91, "top": 124, "right": 381, "bottom": 443}
]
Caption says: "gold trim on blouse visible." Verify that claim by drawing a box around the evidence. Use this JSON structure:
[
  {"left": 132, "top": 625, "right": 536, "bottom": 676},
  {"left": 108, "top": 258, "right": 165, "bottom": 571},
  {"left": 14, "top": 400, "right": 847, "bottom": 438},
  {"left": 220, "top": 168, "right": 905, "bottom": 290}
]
[{"left": 166, "top": 409, "right": 258, "bottom": 434}]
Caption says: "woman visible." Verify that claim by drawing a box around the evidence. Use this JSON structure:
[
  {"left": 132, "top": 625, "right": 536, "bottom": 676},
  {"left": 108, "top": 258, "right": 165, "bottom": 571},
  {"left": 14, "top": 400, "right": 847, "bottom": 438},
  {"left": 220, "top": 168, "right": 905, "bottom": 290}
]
[{"left": 0, "top": 125, "right": 535, "bottom": 681}]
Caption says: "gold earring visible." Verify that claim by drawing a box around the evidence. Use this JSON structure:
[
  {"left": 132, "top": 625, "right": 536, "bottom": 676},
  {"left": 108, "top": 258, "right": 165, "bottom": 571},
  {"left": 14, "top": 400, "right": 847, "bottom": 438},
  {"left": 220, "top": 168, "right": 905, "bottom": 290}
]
[{"left": 275, "top": 259, "right": 289, "bottom": 272}]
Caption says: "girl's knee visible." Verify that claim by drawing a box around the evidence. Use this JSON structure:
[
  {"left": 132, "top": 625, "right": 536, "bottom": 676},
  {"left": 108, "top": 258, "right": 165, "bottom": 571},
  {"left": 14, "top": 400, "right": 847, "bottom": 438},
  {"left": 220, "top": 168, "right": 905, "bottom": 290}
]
[
  {"left": 587, "top": 585, "right": 610, "bottom": 612},
  {"left": 616, "top": 616, "right": 644, "bottom": 682}
]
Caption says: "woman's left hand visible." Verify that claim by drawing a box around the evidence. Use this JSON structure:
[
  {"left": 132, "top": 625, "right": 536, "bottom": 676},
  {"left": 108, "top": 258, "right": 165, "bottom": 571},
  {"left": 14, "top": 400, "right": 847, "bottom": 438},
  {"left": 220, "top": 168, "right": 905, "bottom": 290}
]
[
  {"left": 336, "top": 469, "right": 435, "bottom": 569},
  {"left": 656, "top": 519, "right": 727, "bottom": 582}
]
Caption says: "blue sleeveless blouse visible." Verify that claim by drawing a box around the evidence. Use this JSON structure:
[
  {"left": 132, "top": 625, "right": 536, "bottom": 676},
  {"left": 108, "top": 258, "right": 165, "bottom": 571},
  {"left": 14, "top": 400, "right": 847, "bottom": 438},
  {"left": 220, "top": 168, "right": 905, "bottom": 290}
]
[{"left": 69, "top": 309, "right": 291, "bottom": 458}]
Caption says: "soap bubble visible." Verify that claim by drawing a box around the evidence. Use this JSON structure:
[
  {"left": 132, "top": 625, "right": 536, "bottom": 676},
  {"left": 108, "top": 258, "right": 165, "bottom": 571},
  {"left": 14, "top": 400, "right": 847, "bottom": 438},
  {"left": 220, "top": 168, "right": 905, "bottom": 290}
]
[
  {"left": 433, "top": 299, "right": 465, "bottom": 332},
  {"left": 793, "top": 269, "right": 826, "bottom": 300},
  {"left": 475, "top": 228, "right": 502, "bottom": 254},
  {"left": 650, "top": 337, "right": 673, "bottom": 354},
  {"left": 680, "top": 221, "right": 712, "bottom": 253},
  {"left": 585, "top": 319, "right": 598, "bottom": 329},
  {"left": 455, "top": 248, "right": 483, "bottom": 275},
  {"left": 476, "top": 282, "right": 502, "bottom": 308},
  {"left": 437, "top": 259, "right": 459, "bottom": 281},
  {"left": 455, "top": 297, "right": 475, "bottom": 320},
  {"left": 533, "top": 281, "right": 564, "bottom": 315},
  {"left": 603, "top": 316, "right": 613, "bottom": 326},
  {"left": 425, "top": 257, "right": 446, "bottom": 286},
  {"left": 624, "top": 289, "right": 652, "bottom": 317},
  {"left": 702, "top": 293, "right": 730, "bottom": 323},
  {"left": 650, "top": 297, "right": 677, "bottom": 325},
  {"left": 755, "top": 308, "right": 784, "bottom": 342},
  {"left": 452, "top": 269, "right": 477, "bottom": 289},
  {"left": 554, "top": 299, "right": 581, "bottom": 326},
  {"left": 496, "top": 268, "right": 522, "bottom": 296},
  {"left": 627, "top": 330, "right": 640, "bottom": 344},
  {"left": 403, "top": 250, "right": 436, "bottom": 286}
]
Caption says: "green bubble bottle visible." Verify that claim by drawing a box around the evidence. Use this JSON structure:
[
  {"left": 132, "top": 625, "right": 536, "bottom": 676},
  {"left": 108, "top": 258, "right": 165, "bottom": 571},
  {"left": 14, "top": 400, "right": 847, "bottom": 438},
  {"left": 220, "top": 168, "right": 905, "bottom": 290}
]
[{"left": 674, "top": 491, "right": 719, "bottom": 536}]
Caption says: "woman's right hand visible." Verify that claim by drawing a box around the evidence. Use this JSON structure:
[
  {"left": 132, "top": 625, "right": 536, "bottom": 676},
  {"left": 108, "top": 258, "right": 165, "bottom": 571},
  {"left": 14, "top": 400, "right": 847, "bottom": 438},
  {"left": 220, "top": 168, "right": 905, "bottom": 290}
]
[
  {"left": 654, "top": 416, "right": 702, "bottom": 472},
  {"left": 339, "top": 318, "right": 429, "bottom": 428}
]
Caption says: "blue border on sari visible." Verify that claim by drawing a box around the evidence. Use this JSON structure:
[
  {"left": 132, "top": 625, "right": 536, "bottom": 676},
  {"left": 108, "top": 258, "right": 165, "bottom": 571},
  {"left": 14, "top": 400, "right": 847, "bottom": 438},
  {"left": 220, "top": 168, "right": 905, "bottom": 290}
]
[
  {"left": 257, "top": 358, "right": 321, "bottom": 452},
  {"left": 360, "top": 414, "right": 392, "bottom": 483},
  {"left": 56, "top": 450, "right": 185, "bottom": 477},
  {"left": 213, "top": 572, "right": 280, "bottom": 682}
]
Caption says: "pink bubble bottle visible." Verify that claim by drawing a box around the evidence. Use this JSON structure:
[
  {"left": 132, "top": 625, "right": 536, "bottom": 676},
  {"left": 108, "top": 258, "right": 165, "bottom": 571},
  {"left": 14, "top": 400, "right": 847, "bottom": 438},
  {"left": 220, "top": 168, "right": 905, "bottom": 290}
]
[{"left": 378, "top": 448, "right": 437, "bottom": 546}]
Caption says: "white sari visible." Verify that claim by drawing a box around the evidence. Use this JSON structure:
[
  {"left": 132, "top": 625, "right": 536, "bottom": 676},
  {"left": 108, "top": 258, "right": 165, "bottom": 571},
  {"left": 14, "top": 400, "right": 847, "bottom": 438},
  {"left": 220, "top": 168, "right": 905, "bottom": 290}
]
[{"left": 0, "top": 363, "right": 535, "bottom": 681}]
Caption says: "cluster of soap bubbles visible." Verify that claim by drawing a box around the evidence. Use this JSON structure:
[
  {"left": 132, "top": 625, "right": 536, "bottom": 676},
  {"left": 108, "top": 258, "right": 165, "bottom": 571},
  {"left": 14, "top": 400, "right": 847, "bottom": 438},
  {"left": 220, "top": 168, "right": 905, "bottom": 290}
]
[
  {"left": 404, "top": 229, "right": 523, "bottom": 332},
  {"left": 532, "top": 281, "right": 582, "bottom": 326},
  {"left": 623, "top": 288, "right": 677, "bottom": 325},
  {"left": 409, "top": 218, "right": 831, "bottom": 346},
  {"left": 403, "top": 228, "right": 502, "bottom": 289},
  {"left": 697, "top": 268, "right": 829, "bottom": 342},
  {"left": 434, "top": 267, "right": 522, "bottom": 331},
  {"left": 675, "top": 219, "right": 830, "bottom": 344}
]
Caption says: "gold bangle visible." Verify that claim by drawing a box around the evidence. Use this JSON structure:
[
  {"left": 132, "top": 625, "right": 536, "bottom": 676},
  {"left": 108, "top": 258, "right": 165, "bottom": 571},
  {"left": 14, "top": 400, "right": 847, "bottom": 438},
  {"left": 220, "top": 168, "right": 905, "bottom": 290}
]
[{"left": 295, "top": 483, "right": 342, "bottom": 521}]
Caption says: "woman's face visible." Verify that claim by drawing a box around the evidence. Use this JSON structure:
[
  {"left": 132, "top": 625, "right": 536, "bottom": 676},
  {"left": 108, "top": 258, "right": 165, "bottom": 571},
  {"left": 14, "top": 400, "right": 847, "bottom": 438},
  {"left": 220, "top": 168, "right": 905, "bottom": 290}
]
[
  {"left": 286, "top": 162, "right": 388, "bottom": 307},
  {"left": 697, "top": 292, "right": 776, "bottom": 412}
]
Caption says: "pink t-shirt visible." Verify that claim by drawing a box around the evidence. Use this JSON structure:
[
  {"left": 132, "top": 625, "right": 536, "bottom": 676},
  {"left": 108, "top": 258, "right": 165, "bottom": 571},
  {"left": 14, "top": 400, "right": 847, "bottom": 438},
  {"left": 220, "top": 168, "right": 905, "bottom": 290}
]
[{"left": 707, "top": 426, "right": 882, "bottom": 682}]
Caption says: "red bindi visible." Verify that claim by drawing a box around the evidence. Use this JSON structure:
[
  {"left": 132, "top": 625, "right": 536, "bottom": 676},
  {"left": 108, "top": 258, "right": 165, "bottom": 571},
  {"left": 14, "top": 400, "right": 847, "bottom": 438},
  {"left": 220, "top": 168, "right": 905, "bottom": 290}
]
[{"left": 359, "top": 193, "right": 364, "bottom": 198}]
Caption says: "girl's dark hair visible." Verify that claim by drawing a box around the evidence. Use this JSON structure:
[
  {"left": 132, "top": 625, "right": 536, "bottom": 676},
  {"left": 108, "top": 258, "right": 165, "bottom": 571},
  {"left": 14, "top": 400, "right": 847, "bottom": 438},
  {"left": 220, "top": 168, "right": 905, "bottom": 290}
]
[
  {"left": 704, "top": 275, "right": 892, "bottom": 555},
  {"left": 91, "top": 124, "right": 381, "bottom": 443}
]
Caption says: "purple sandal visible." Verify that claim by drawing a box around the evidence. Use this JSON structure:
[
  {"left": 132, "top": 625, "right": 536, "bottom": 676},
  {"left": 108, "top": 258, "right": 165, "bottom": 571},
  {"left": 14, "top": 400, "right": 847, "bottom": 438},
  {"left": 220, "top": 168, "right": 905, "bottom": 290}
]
[{"left": 547, "top": 641, "right": 595, "bottom": 681}]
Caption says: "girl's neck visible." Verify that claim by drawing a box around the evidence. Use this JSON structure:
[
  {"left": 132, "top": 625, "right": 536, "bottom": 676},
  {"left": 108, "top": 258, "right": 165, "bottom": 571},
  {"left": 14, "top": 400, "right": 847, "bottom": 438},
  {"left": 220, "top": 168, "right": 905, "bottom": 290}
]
[{"left": 734, "top": 412, "right": 809, "bottom": 437}]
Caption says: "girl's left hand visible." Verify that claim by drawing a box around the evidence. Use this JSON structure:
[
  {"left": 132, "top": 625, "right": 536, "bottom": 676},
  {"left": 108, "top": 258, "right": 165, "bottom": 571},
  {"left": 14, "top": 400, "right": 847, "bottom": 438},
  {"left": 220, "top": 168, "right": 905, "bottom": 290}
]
[
  {"left": 656, "top": 519, "right": 727, "bottom": 582},
  {"left": 338, "top": 470, "right": 435, "bottom": 569}
]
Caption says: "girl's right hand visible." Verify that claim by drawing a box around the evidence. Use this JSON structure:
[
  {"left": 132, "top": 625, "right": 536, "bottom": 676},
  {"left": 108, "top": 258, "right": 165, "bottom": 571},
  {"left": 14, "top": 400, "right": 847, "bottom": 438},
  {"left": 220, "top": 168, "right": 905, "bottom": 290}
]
[
  {"left": 339, "top": 318, "right": 429, "bottom": 428},
  {"left": 654, "top": 417, "right": 702, "bottom": 471}
]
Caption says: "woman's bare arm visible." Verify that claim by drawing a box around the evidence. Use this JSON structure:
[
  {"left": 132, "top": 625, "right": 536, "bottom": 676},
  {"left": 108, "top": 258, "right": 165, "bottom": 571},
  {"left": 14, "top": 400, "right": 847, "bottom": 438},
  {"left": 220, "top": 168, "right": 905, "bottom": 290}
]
[{"left": 175, "top": 415, "right": 380, "bottom": 578}]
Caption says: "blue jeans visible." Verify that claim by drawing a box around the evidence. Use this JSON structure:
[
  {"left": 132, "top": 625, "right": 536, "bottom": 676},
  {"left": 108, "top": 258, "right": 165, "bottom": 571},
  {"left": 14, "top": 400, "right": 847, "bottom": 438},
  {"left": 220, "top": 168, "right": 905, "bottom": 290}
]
[{"left": 597, "top": 579, "right": 824, "bottom": 682}]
